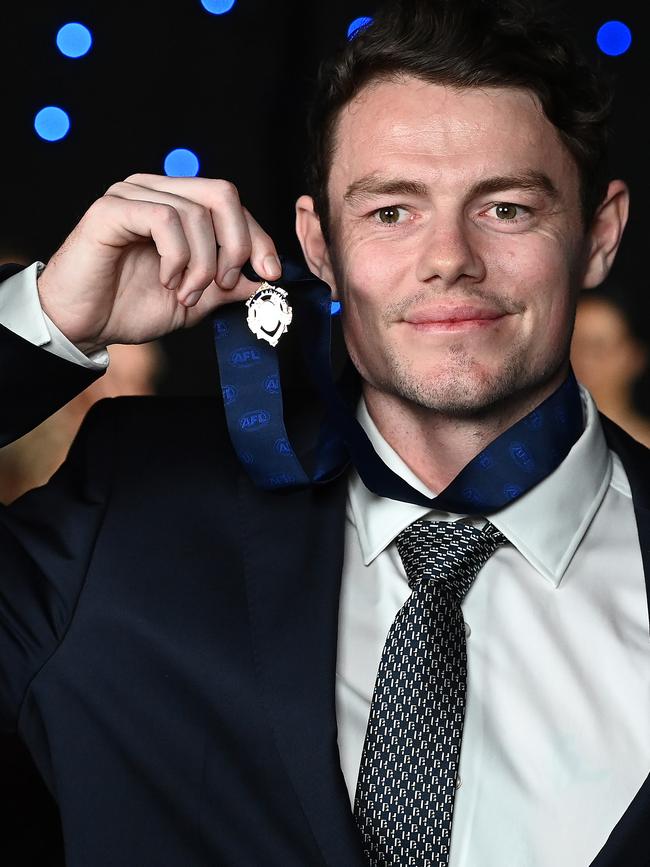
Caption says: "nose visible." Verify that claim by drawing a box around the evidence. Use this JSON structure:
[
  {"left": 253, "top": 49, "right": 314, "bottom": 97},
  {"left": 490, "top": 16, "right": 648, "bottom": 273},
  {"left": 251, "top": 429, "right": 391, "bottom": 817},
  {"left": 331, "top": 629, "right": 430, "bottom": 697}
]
[{"left": 415, "top": 217, "right": 485, "bottom": 287}]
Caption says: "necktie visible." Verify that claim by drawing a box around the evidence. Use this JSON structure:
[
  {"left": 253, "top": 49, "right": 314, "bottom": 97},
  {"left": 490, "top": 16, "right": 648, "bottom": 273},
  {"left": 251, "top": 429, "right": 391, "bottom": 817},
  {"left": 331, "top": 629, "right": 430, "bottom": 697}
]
[{"left": 354, "top": 519, "right": 507, "bottom": 866}]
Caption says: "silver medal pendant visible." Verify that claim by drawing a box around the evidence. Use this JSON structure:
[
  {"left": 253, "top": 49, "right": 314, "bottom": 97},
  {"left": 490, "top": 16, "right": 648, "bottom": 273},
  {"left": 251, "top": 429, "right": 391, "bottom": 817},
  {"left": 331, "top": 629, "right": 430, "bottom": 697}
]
[{"left": 245, "top": 282, "right": 293, "bottom": 348}]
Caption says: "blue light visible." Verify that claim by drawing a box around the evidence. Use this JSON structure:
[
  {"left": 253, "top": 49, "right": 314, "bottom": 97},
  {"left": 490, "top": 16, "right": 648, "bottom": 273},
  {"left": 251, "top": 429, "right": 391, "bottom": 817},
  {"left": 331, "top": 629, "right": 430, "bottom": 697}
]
[
  {"left": 331, "top": 300, "right": 342, "bottom": 316},
  {"left": 200, "top": 0, "right": 236, "bottom": 14},
  {"left": 34, "top": 106, "right": 71, "bottom": 142},
  {"left": 56, "top": 22, "right": 93, "bottom": 58},
  {"left": 164, "top": 148, "right": 200, "bottom": 177},
  {"left": 347, "top": 16, "right": 373, "bottom": 40},
  {"left": 596, "top": 21, "right": 632, "bottom": 56}
]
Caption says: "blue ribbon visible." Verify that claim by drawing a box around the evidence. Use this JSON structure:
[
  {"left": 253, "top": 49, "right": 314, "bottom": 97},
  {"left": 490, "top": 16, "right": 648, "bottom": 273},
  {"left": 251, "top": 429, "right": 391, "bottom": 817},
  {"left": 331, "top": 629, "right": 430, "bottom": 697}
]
[{"left": 213, "top": 258, "right": 584, "bottom": 513}]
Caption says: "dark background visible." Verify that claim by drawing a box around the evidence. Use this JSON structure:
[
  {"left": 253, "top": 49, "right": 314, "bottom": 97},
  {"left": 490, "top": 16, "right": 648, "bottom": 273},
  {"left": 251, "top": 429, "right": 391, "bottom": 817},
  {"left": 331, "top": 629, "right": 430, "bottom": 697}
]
[
  {"left": 0, "top": 1, "right": 646, "bottom": 863},
  {"left": 1, "top": 0, "right": 647, "bottom": 398}
]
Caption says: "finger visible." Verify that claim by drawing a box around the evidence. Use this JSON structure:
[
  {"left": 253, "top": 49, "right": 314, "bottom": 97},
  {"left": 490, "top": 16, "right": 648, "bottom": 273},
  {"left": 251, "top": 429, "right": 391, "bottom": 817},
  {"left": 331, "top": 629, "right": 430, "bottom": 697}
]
[
  {"left": 122, "top": 175, "right": 281, "bottom": 288},
  {"left": 241, "top": 208, "right": 282, "bottom": 283},
  {"left": 106, "top": 181, "right": 217, "bottom": 304},
  {"left": 202, "top": 182, "right": 252, "bottom": 291},
  {"left": 91, "top": 195, "right": 191, "bottom": 289},
  {"left": 118, "top": 176, "right": 251, "bottom": 300},
  {"left": 181, "top": 272, "right": 266, "bottom": 330}
]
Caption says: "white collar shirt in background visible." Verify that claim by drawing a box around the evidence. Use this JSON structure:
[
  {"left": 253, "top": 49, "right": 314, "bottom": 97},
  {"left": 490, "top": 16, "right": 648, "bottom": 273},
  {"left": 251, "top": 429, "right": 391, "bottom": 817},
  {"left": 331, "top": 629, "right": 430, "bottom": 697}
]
[{"left": 336, "top": 388, "right": 650, "bottom": 867}]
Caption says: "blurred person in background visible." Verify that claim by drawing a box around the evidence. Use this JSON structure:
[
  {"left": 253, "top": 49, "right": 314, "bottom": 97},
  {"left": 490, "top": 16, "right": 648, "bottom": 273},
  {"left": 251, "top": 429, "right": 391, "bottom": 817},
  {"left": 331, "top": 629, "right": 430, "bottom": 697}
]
[
  {"left": 1, "top": 244, "right": 166, "bottom": 504},
  {"left": 0, "top": 339, "right": 165, "bottom": 503},
  {"left": 572, "top": 284, "right": 650, "bottom": 448}
]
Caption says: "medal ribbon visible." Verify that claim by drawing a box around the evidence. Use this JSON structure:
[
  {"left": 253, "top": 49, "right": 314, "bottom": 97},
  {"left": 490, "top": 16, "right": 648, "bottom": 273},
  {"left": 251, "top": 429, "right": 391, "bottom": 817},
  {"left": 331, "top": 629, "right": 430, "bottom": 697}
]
[{"left": 213, "top": 258, "right": 584, "bottom": 513}]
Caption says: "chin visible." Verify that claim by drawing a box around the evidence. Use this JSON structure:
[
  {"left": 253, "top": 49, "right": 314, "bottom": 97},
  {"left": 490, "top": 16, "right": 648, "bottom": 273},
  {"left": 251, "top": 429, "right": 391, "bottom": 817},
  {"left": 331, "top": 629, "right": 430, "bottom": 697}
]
[
  {"left": 376, "top": 353, "right": 548, "bottom": 419},
  {"left": 396, "top": 382, "right": 514, "bottom": 418}
]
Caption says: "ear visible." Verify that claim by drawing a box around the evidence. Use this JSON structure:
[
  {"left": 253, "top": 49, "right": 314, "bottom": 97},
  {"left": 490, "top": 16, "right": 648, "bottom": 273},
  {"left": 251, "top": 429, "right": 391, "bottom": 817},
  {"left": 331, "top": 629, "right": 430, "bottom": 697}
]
[
  {"left": 581, "top": 179, "right": 630, "bottom": 289},
  {"left": 295, "top": 195, "right": 340, "bottom": 299}
]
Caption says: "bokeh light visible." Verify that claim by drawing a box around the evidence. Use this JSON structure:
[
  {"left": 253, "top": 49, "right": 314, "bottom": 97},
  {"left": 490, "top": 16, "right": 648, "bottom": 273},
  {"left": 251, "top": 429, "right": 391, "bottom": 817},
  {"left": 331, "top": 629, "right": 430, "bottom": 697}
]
[
  {"left": 331, "top": 301, "right": 342, "bottom": 316},
  {"left": 596, "top": 20, "right": 632, "bottom": 56},
  {"left": 200, "top": 0, "right": 237, "bottom": 14},
  {"left": 56, "top": 22, "right": 93, "bottom": 58},
  {"left": 347, "top": 16, "right": 373, "bottom": 39},
  {"left": 164, "top": 148, "right": 201, "bottom": 177},
  {"left": 34, "top": 106, "right": 71, "bottom": 142}
]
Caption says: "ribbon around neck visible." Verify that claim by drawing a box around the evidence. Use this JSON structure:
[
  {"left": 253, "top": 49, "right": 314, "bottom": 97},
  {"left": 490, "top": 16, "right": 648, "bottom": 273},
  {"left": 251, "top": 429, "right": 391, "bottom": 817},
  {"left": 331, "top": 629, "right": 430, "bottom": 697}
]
[{"left": 212, "top": 257, "right": 584, "bottom": 514}]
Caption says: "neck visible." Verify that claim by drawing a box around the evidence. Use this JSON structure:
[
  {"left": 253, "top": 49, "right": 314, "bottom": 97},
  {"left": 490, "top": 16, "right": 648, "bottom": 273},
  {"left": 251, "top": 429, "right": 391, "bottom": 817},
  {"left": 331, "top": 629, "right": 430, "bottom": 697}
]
[{"left": 363, "top": 368, "right": 571, "bottom": 493}]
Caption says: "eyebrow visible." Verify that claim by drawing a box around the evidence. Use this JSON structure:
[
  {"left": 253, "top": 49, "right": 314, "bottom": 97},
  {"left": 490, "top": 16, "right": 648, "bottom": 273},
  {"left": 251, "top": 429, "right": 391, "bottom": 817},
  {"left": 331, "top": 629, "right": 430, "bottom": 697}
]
[
  {"left": 343, "top": 170, "right": 559, "bottom": 205},
  {"left": 344, "top": 175, "right": 429, "bottom": 205},
  {"left": 470, "top": 171, "right": 559, "bottom": 200}
]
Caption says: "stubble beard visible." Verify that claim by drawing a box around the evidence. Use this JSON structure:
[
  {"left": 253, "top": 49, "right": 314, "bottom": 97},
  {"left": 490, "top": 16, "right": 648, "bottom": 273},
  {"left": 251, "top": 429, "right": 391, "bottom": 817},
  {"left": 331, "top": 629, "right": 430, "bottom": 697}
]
[
  {"left": 328, "top": 239, "right": 576, "bottom": 422},
  {"left": 360, "top": 336, "right": 568, "bottom": 422}
]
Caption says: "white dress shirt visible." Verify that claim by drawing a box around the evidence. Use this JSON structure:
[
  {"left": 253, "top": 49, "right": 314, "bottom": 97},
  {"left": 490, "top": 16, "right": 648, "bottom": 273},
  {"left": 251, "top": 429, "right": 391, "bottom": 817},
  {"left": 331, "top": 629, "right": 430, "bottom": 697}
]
[
  {"left": 338, "top": 397, "right": 650, "bottom": 866},
  {"left": 0, "top": 262, "right": 108, "bottom": 369},
  {"left": 2, "top": 264, "right": 649, "bottom": 865}
]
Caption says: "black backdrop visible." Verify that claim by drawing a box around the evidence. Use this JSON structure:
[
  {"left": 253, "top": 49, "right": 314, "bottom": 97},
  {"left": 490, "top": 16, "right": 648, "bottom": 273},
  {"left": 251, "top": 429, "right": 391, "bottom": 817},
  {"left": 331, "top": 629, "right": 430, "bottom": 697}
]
[
  {"left": 0, "top": 1, "right": 647, "bottom": 863},
  {"left": 1, "top": 0, "right": 647, "bottom": 397}
]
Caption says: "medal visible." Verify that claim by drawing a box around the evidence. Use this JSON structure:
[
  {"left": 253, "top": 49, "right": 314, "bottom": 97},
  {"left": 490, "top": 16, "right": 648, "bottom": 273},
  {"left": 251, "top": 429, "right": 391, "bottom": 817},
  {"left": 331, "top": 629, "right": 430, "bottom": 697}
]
[{"left": 245, "top": 282, "right": 293, "bottom": 347}]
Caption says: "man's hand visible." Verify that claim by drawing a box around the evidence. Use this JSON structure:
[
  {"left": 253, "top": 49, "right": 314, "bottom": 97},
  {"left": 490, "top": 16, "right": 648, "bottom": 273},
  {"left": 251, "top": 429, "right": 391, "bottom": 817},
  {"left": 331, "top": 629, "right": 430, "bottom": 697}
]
[{"left": 36, "top": 174, "right": 282, "bottom": 354}]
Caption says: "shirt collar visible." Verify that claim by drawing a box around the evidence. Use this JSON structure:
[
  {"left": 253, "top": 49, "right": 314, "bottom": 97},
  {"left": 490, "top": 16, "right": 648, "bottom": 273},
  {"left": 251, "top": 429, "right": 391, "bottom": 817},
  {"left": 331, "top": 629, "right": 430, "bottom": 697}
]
[{"left": 347, "top": 386, "right": 611, "bottom": 588}]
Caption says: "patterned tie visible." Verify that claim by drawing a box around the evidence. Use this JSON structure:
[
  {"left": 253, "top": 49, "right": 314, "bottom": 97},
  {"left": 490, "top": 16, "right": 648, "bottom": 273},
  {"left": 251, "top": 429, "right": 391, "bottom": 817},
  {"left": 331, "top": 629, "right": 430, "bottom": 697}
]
[{"left": 354, "top": 519, "right": 507, "bottom": 866}]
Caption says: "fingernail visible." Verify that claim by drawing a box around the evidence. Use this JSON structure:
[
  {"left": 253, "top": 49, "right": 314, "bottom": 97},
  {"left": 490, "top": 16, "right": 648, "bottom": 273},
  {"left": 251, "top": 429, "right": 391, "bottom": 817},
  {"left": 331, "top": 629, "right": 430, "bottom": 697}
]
[
  {"left": 183, "top": 290, "right": 201, "bottom": 306},
  {"left": 221, "top": 268, "right": 239, "bottom": 290},
  {"left": 264, "top": 255, "right": 281, "bottom": 278},
  {"left": 167, "top": 273, "right": 182, "bottom": 291}
]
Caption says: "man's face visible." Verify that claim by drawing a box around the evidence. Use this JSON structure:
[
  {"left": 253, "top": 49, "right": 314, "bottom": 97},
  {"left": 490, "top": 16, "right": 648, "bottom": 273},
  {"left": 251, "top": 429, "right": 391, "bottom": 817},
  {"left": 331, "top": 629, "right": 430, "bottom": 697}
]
[{"left": 323, "top": 77, "right": 589, "bottom": 417}]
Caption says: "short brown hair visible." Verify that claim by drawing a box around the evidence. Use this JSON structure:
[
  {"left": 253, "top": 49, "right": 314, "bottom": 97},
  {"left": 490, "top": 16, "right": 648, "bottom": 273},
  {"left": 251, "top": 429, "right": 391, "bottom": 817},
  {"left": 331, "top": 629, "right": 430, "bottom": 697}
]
[{"left": 305, "top": 0, "right": 613, "bottom": 243}]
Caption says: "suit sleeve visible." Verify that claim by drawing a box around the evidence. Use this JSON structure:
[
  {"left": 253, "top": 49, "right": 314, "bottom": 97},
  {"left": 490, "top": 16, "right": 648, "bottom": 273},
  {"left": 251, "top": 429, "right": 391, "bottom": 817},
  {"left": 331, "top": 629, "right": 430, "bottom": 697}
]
[
  {"left": 0, "top": 263, "right": 101, "bottom": 446},
  {"left": 0, "top": 322, "right": 100, "bottom": 446},
  {"left": 0, "top": 398, "right": 116, "bottom": 732}
]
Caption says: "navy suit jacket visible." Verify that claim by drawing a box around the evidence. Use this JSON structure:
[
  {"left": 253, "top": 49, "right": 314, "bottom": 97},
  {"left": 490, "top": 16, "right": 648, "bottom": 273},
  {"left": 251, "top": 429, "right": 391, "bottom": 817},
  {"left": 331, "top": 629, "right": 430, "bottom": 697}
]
[{"left": 0, "top": 262, "right": 649, "bottom": 866}]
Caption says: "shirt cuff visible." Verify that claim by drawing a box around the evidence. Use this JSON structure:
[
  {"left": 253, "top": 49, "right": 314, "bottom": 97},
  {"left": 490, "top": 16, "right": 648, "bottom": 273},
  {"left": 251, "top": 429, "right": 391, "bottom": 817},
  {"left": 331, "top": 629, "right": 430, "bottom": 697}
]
[{"left": 0, "top": 261, "right": 109, "bottom": 370}]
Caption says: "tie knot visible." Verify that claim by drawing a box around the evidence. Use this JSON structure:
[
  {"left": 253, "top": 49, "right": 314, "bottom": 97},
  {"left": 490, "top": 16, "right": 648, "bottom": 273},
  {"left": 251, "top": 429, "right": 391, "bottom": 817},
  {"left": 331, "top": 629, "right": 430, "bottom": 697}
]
[{"left": 395, "top": 519, "right": 507, "bottom": 600}]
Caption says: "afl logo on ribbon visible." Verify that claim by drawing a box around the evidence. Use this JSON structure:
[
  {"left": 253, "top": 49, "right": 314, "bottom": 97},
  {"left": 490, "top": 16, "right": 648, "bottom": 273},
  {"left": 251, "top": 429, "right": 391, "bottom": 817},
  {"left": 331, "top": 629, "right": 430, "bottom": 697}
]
[
  {"left": 268, "top": 473, "right": 298, "bottom": 487},
  {"left": 503, "top": 483, "right": 523, "bottom": 500},
  {"left": 462, "top": 486, "right": 483, "bottom": 506},
  {"left": 214, "top": 319, "right": 229, "bottom": 339},
  {"left": 230, "top": 347, "right": 262, "bottom": 368},
  {"left": 524, "top": 409, "right": 543, "bottom": 430},
  {"left": 509, "top": 441, "right": 536, "bottom": 472},
  {"left": 274, "top": 437, "right": 293, "bottom": 456},
  {"left": 239, "top": 410, "right": 271, "bottom": 431},
  {"left": 478, "top": 451, "right": 494, "bottom": 470},
  {"left": 222, "top": 385, "right": 237, "bottom": 405},
  {"left": 264, "top": 374, "right": 280, "bottom": 394}
]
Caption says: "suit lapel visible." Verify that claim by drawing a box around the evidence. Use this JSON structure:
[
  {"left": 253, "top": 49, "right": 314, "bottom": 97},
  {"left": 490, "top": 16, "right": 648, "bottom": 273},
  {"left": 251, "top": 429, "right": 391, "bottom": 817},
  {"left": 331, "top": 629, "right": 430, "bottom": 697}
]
[
  {"left": 589, "top": 743, "right": 650, "bottom": 865},
  {"left": 589, "top": 417, "right": 650, "bottom": 866},
  {"left": 239, "top": 470, "right": 366, "bottom": 867}
]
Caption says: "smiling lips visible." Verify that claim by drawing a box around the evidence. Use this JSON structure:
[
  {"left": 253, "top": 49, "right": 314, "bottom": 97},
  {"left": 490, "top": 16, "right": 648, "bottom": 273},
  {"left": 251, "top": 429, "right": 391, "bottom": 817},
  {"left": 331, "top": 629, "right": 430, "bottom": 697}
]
[{"left": 403, "top": 304, "right": 507, "bottom": 331}]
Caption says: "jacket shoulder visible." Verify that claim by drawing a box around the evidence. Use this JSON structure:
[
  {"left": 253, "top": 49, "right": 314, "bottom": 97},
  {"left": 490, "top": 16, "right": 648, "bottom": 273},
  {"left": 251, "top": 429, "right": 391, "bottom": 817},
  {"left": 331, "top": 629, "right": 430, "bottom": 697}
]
[{"left": 600, "top": 413, "right": 650, "bottom": 508}]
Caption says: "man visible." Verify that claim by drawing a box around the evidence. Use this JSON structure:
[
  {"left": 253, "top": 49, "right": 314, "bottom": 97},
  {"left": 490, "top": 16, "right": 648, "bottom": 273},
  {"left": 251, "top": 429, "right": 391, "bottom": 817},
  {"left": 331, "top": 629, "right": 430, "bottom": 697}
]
[
  {"left": 0, "top": 1, "right": 648, "bottom": 865},
  {"left": 571, "top": 287, "right": 650, "bottom": 447}
]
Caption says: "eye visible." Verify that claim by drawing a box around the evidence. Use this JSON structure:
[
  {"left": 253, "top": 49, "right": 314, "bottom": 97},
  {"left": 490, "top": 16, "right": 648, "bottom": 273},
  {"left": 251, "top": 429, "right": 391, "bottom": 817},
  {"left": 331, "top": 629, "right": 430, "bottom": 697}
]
[
  {"left": 374, "top": 206, "right": 408, "bottom": 225},
  {"left": 488, "top": 202, "right": 528, "bottom": 221}
]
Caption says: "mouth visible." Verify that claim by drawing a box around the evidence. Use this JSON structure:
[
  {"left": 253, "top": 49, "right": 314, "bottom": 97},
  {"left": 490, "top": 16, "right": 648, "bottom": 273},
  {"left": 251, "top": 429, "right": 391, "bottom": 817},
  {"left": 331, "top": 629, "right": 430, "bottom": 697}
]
[{"left": 402, "top": 305, "right": 509, "bottom": 332}]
